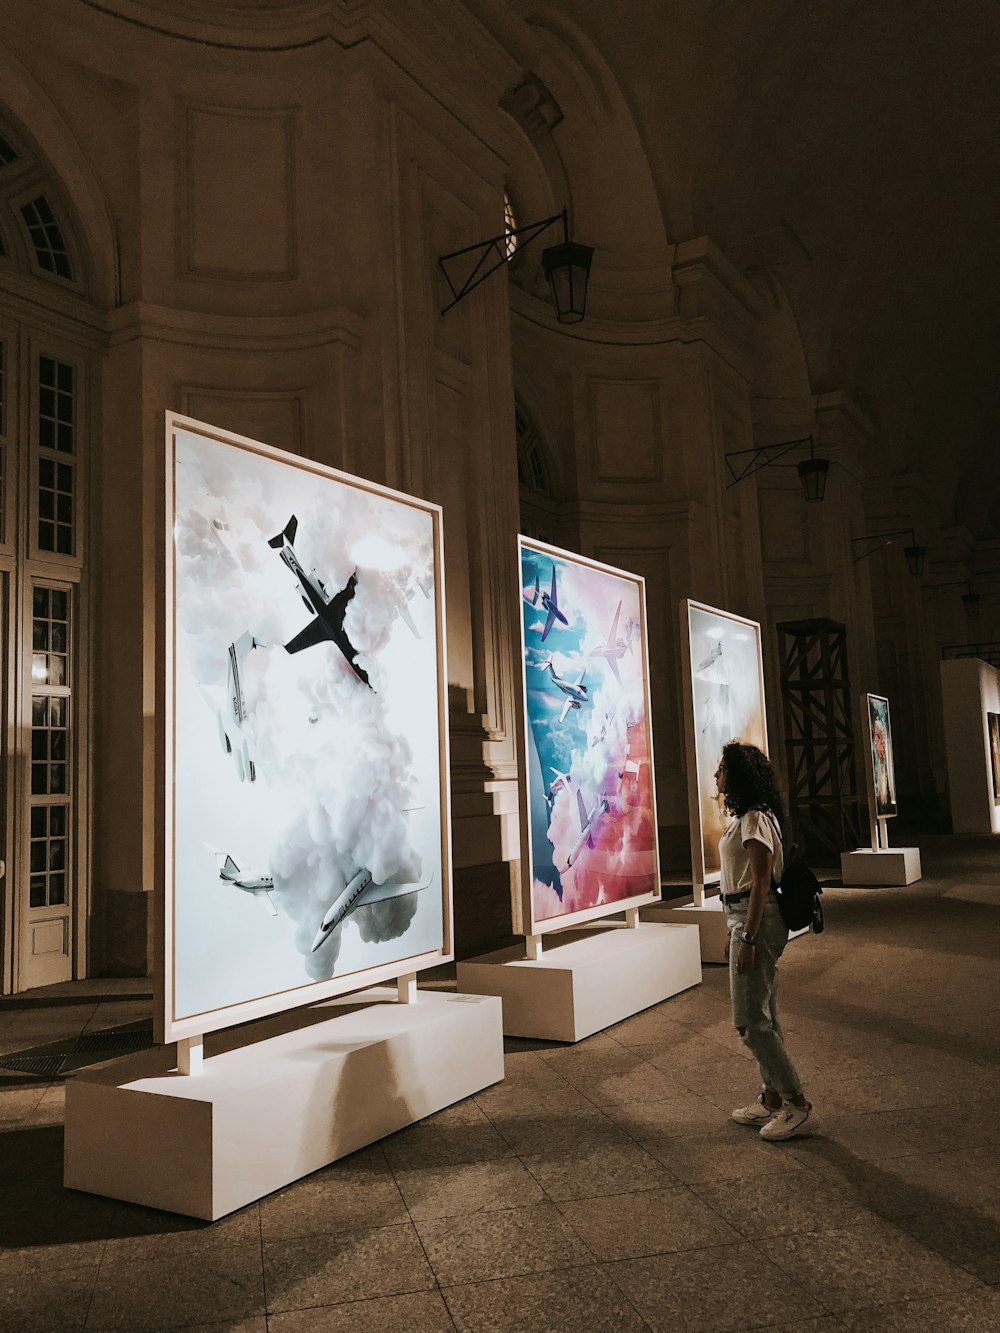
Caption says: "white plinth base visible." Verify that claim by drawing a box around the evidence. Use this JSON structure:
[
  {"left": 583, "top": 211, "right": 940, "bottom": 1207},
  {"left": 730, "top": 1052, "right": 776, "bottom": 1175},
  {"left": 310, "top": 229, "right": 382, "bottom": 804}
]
[
  {"left": 64, "top": 987, "right": 503, "bottom": 1221},
  {"left": 456, "top": 921, "right": 701, "bottom": 1043},
  {"left": 641, "top": 897, "right": 729, "bottom": 964},
  {"left": 840, "top": 847, "right": 922, "bottom": 886}
]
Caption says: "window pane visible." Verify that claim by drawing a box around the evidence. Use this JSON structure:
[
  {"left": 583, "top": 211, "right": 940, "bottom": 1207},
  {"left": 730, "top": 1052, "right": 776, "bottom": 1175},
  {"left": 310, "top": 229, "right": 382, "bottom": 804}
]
[
  {"left": 52, "top": 590, "right": 67, "bottom": 620},
  {"left": 32, "top": 653, "right": 48, "bottom": 684},
  {"left": 49, "top": 655, "right": 65, "bottom": 687},
  {"left": 33, "top": 586, "right": 47, "bottom": 616},
  {"left": 30, "top": 841, "right": 46, "bottom": 872},
  {"left": 48, "top": 874, "right": 65, "bottom": 906},
  {"left": 48, "top": 841, "right": 65, "bottom": 871},
  {"left": 49, "top": 764, "right": 66, "bottom": 794},
  {"left": 31, "top": 730, "right": 47, "bottom": 760},
  {"left": 31, "top": 806, "right": 46, "bottom": 836},
  {"left": 49, "top": 806, "right": 65, "bottom": 836},
  {"left": 49, "top": 697, "right": 65, "bottom": 727},
  {"left": 31, "top": 763, "right": 47, "bottom": 794},
  {"left": 29, "top": 877, "right": 46, "bottom": 908}
]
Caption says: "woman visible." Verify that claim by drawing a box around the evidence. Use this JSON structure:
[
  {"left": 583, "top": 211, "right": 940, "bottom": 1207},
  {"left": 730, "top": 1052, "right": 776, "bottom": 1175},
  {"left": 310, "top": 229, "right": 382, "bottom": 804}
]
[{"left": 715, "top": 741, "right": 816, "bottom": 1139}]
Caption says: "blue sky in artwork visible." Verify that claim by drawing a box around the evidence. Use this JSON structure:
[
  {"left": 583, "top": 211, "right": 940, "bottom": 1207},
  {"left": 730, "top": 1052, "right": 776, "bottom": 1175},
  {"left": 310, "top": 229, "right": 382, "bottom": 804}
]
[{"left": 522, "top": 548, "right": 594, "bottom": 896}]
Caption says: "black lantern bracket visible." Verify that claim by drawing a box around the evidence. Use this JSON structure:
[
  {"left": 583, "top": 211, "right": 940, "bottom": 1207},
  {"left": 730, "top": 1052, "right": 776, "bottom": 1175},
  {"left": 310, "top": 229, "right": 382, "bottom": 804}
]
[
  {"left": 922, "top": 578, "right": 978, "bottom": 611},
  {"left": 724, "top": 435, "right": 830, "bottom": 502},
  {"left": 851, "top": 528, "right": 926, "bottom": 576},
  {"left": 437, "top": 206, "right": 592, "bottom": 321}
]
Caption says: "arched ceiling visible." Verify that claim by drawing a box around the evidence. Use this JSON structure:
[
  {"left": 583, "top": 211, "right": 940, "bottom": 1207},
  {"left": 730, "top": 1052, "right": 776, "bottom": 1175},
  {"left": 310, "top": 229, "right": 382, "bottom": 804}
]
[{"left": 508, "top": 0, "right": 1000, "bottom": 528}]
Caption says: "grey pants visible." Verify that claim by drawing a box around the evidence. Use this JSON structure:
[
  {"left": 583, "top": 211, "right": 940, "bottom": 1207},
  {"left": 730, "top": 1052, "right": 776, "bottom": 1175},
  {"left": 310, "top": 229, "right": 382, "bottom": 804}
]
[{"left": 727, "top": 895, "right": 803, "bottom": 1101}]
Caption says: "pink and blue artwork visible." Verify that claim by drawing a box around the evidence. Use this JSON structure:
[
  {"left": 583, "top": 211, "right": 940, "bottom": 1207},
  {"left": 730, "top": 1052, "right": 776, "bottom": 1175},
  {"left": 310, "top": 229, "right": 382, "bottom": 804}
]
[{"left": 518, "top": 537, "right": 659, "bottom": 929}]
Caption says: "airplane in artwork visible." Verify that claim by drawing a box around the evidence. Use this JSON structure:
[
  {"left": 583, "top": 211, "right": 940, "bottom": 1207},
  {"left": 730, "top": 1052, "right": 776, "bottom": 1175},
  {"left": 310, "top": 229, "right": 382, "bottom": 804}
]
[
  {"left": 215, "top": 852, "right": 278, "bottom": 916},
  {"left": 526, "top": 567, "right": 569, "bottom": 642},
  {"left": 268, "top": 515, "right": 372, "bottom": 688},
  {"left": 565, "top": 787, "right": 611, "bottom": 868},
  {"left": 589, "top": 601, "right": 630, "bottom": 684},
  {"left": 394, "top": 582, "right": 426, "bottom": 639},
  {"left": 696, "top": 638, "right": 723, "bottom": 674},
  {"left": 544, "top": 766, "right": 572, "bottom": 811},
  {"left": 539, "top": 659, "right": 589, "bottom": 722},
  {"left": 590, "top": 711, "right": 614, "bottom": 749},
  {"left": 617, "top": 745, "right": 644, "bottom": 792},
  {"left": 215, "top": 629, "right": 265, "bottom": 783},
  {"left": 311, "top": 866, "right": 433, "bottom": 952}
]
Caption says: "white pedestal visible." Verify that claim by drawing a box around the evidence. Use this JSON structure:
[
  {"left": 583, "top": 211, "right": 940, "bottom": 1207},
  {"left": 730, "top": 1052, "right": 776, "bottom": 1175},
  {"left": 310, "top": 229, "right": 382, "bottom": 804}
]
[
  {"left": 64, "top": 987, "right": 503, "bottom": 1221},
  {"left": 456, "top": 921, "right": 701, "bottom": 1043},
  {"left": 641, "top": 897, "right": 730, "bottom": 964},
  {"left": 840, "top": 847, "right": 922, "bottom": 886}
]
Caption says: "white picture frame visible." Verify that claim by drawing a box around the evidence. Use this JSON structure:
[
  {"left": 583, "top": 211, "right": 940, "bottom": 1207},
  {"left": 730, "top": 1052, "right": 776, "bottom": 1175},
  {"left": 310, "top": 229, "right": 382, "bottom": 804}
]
[
  {"left": 158, "top": 413, "right": 452, "bottom": 1044},
  {"left": 680, "top": 599, "right": 768, "bottom": 900},
  {"left": 514, "top": 535, "right": 661, "bottom": 937}
]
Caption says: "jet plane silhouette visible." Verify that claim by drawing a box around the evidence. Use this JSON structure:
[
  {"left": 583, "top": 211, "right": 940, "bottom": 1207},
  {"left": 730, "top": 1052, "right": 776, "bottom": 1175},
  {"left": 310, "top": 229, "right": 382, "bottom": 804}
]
[{"left": 269, "top": 515, "right": 372, "bottom": 688}]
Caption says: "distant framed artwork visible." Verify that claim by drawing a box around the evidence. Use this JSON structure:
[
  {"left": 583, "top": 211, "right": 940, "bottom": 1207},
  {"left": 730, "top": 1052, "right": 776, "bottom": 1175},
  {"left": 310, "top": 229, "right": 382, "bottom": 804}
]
[
  {"left": 988, "top": 713, "right": 1000, "bottom": 804},
  {"left": 866, "top": 692, "right": 898, "bottom": 819},
  {"left": 159, "top": 414, "right": 452, "bottom": 1044},
  {"left": 680, "top": 600, "right": 767, "bottom": 893},
  {"left": 514, "top": 536, "right": 661, "bottom": 937}
]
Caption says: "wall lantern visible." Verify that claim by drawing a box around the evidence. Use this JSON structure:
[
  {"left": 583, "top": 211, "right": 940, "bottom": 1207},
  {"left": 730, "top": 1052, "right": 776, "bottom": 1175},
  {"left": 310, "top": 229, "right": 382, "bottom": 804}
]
[
  {"left": 851, "top": 528, "right": 927, "bottom": 577},
  {"left": 438, "top": 206, "right": 593, "bottom": 322},
  {"left": 724, "top": 435, "right": 830, "bottom": 503},
  {"left": 923, "top": 578, "right": 980, "bottom": 614}
]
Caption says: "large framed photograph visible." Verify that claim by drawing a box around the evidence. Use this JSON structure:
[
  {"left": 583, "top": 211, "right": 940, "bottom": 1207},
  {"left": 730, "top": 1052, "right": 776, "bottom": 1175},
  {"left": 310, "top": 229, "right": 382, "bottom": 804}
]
[
  {"left": 515, "top": 537, "right": 661, "bottom": 936},
  {"left": 989, "top": 713, "right": 1000, "bottom": 804},
  {"left": 159, "top": 414, "right": 452, "bottom": 1044},
  {"left": 681, "top": 600, "right": 767, "bottom": 892},
  {"left": 865, "top": 692, "right": 898, "bottom": 820}
]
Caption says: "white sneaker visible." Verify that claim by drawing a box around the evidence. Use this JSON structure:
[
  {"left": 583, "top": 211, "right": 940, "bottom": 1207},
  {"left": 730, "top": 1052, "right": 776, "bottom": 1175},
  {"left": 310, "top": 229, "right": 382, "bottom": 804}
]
[
  {"left": 759, "top": 1102, "right": 817, "bottom": 1140},
  {"left": 731, "top": 1096, "right": 782, "bottom": 1126}
]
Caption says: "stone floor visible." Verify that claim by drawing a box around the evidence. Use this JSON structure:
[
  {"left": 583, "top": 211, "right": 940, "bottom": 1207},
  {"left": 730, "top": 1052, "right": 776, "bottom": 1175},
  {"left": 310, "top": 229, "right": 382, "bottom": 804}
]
[{"left": 1, "top": 833, "right": 999, "bottom": 1331}]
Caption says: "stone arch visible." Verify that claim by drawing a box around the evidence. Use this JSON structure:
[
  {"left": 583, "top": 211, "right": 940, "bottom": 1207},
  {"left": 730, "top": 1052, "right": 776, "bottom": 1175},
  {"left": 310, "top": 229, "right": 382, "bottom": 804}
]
[
  {"left": 499, "top": 9, "right": 670, "bottom": 322},
  {"left": 0, "top": 39, "right": 117, "bottom": 306},
  {"left": 747, "top": 267, "right": 813, "bottom": 402}
]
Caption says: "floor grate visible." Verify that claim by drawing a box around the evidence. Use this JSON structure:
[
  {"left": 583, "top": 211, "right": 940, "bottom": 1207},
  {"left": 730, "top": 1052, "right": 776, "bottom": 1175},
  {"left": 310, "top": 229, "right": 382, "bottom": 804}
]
[
  {"left": 0, "top": 1052, "right": 67, "bottom": 1076},
  {"left": 72, "top": 1027, "right": 153, "bottom": 1054}
]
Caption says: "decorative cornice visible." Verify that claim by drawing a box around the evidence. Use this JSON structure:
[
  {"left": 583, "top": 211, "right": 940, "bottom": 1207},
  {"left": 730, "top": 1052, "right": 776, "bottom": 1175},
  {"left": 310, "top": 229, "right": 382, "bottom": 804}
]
[
  {"left": 107, "top": 300, "right": 364, "bottom": 351},
  {"left": 510, "top": 285, "right": 756, "bottom": 384}
]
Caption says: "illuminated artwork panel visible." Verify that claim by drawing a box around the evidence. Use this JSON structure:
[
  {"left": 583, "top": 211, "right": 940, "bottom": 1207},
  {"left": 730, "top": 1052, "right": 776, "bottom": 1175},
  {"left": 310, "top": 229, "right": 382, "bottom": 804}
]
[
  {"left": 990, "top": 713, "right": 1000, "bottom": 804},
  {"left": 684, "top": 602, "right": 767, "bottom": 884},
  {"left": 518, "top": 538, "right": 660, "bottom": 933},
  {"left": 165, "top": 417, "right": 449, "bottom": 1041},
  {"left": 867, "top": 693, "right": 898, "bottom": 819}
]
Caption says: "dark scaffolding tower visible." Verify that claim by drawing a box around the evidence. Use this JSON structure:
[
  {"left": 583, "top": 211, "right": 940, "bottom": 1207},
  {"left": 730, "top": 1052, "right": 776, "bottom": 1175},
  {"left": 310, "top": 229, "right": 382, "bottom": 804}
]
[{"left": 777, "top": 617, "right": 863, "bottom": 862}]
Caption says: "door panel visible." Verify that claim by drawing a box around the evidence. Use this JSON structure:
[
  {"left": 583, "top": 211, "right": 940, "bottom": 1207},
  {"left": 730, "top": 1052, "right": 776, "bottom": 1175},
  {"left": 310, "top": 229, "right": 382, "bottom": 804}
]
[{"left": 18, "top": 577, "right": 73, "bottom": 988}]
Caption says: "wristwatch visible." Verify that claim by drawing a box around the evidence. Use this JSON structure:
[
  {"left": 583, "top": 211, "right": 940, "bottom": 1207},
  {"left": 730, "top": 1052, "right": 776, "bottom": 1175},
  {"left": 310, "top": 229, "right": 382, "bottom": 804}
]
[{"left": 740, "top": 931, "right": 756, "bottom": 946}]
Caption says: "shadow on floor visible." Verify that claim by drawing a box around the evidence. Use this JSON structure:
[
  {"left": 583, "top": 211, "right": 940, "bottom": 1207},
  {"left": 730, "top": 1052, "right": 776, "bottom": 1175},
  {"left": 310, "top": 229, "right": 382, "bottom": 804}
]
[
  {"left": 794, "top": 1135, "right": 1000, "bottom": 1283},
  {"left": 0, "top": 1125, "right": 216, "bottom": 1247}
]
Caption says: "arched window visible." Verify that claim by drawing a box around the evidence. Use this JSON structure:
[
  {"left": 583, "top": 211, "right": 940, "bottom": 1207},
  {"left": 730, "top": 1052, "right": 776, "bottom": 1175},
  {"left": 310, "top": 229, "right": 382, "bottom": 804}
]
[
  {"left": 0, "top": 114, "right": 92, "bottom": 992},
  {"left": 503, "top": 190, "right": 518, "bottom": 261},
  {"left": 515, "top": 400, "right": 560, "bottom": 544}
]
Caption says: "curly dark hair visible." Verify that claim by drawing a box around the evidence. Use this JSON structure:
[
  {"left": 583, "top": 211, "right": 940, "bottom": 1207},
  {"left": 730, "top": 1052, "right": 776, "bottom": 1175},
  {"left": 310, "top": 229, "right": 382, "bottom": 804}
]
[{"left": 718, "top": 741, "right": 786, "bottom": 825}]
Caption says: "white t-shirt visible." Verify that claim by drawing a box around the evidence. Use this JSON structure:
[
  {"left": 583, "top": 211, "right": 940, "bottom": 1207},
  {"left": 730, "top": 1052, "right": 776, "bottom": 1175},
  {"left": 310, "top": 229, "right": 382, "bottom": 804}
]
[{"left": 719, "top": 808, "right": 783, "bottom": 898}]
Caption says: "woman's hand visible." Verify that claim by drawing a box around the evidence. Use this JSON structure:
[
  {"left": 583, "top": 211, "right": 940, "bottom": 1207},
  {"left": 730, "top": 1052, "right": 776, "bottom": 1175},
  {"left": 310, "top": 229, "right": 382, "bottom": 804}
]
[{"left": 736, "top": 940, "right": 756, "bottom": 974}]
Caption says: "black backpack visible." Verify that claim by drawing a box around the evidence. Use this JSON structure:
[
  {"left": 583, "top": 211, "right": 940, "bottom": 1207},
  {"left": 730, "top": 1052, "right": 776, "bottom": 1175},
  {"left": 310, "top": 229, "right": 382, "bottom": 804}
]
[{"left": 776, "top": 856, "right": 824, "bottom": 933}]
